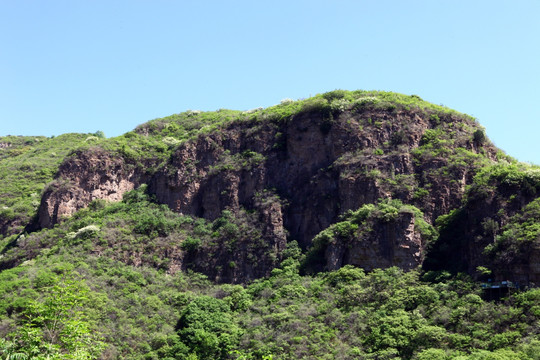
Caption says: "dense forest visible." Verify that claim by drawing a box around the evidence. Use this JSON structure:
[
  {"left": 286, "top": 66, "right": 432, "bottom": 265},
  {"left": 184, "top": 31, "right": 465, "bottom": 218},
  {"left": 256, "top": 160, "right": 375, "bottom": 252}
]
[{"left": 0, "top": 90, "right": 539, "bottom": 359}]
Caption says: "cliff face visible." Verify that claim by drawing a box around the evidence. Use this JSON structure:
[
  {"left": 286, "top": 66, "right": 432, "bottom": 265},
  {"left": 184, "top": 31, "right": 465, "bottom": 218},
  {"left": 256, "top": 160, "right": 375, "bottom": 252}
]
[
  {"left": 425, "top": 165, "right": 540, "bottom": 286},
  {"left": 38, "top": 147, "right": 144, "bottom": 228},
  {"left": 41, "top": 108, "right": 493, "bottom": 240},
  {"left": 324, "top": 211, "right": 424, "bottom": 272},
  {"left": 35, "top": 101, "right": 499, "bottom": 282}
]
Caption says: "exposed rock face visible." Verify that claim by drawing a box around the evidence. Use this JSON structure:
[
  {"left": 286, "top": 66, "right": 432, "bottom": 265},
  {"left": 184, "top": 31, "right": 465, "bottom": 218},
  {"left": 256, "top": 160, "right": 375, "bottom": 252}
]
[
  {"left": 145, "top": 110, "right": 492, "bottom": 249},
  {"left": 36, "top": 107, "right": 497, "bottom": 281},
  {"left": 424, "top": 172, "right": 540, "bottom": 286},
  {"left": 183, "top": 200, "right": 288, "bottom": 283},
  {"left": 38, "top": 148, "right": 144, "bottom": 228},
  {"left": 504, "top": 244, "right": 540, "bottom": 287},
  {"left": 325, "top": 212, "right": 424, "bottom": 272}
]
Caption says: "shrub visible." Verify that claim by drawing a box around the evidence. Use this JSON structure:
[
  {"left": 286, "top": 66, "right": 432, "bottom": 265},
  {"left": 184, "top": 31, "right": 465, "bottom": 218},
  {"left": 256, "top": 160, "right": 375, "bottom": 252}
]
[
  {"left": 352, "top": 96, "right": 380, "bottom": 112},
  {"left": 330, "top": 98, "right": 350, "bottom": 113},
  {"left": 163, "top": 136, "right": 181, "bottom": 146},
  {"left": 322, "top": 89, "right": 347, "bottom": 101},
  {"left": 123, "top": 185, "right": 150, "bottom": 204},
  {"left": 93, "top": 130, "right": 106, "bottom": 139},
  {"left": 390, "top": 130, "right": 407, "bottom": 146},
  {"left": 66, "top": 225, "right": 100, "bottom": 242},
  {"left": 301, "top": 97, "right": 331, "bottom": 114},
  {"left": 175, "top": 296, "right": 241, "bottom": 359},
  {"left": 473, "top": 129, "right": 486, "bottom": 145},
  {"left": 133, "top": 209, "right": 176, "bottom": 237},
  {"left": 429, "top": 113, "right": 441, "bottom": 125},
  {"left": 181, "top": 237, "right": 202, "bottom": 252}
]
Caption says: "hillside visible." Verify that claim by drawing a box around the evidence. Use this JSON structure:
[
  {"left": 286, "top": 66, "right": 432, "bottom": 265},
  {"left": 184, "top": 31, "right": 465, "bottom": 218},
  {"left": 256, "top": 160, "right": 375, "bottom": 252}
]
[{"left": 0, "top": 90, "right": 539, "bottom": 359}]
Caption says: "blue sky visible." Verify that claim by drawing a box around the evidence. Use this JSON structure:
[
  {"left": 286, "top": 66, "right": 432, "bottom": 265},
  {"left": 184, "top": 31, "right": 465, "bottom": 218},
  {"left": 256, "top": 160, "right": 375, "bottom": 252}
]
[{"left": 1, "top": 0, "right": 539, "bottom": 164}]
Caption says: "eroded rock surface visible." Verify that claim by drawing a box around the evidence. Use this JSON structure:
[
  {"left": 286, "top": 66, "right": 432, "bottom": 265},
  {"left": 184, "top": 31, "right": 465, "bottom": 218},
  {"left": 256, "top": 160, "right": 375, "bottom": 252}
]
[
  {"left": 36, "top": 107, "right": 499, "bottom": 281},
  {"left": 325, "top": 212, "right": 424, "bottom": 272}
]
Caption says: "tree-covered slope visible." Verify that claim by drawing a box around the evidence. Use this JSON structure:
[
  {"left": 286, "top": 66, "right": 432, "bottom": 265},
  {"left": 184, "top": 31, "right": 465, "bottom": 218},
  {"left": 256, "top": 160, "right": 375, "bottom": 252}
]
[{"left": 1, "top": 208, "right": 539, "bottom": 359}]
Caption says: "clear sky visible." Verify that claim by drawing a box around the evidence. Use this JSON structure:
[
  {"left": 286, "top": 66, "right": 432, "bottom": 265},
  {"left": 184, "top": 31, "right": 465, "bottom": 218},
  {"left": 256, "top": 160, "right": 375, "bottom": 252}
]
[{"left": 1, "top": 0, "right": 539, "bottom": 164}]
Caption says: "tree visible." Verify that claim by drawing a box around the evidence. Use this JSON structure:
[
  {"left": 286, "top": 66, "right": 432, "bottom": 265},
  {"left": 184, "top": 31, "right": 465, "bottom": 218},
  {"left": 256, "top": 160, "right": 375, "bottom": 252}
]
[
  {"left": 93, "top": 131, "right": 105, "bottom": 139},
  {"left": 473, "top": 129, "right": 486, "bottom": 145},
  {"left": 175, "top": 296, "right": 242, "bottom": 360},
  {"left": 9, "top": 273, "right": 104, "bottom": 359},
  {"left": 0, "top": 338, "right": 28, "bottom": 360}
]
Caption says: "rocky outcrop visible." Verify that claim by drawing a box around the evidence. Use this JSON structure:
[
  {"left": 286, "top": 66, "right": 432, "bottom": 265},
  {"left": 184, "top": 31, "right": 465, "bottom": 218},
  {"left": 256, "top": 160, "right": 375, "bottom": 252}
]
[
  {"left": 38, "top": 147, "right": 144, "bottom": 228},
  {"left": 182, "top": 199, "right": 288, "bottom": 283},
  {"left": 424, "top": 167, "right": 540, "bottom": 286},
  {"left": 324, "top": 212, "right": 424, "bottom": 272},
  {"left": 36, "top": 106, "right": 497, "bottom": 280}
]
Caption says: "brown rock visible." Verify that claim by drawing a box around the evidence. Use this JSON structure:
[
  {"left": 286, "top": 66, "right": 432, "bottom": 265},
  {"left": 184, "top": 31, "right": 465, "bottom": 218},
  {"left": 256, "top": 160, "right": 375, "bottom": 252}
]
[{"left": 35, "top": 107, "right": 497, "bottom": 281}]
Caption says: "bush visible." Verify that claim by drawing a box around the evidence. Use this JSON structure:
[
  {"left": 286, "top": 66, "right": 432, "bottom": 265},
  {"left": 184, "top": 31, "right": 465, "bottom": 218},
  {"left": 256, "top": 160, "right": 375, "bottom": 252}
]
[
  {"left": 133, "top": 209, "right": 176, "bottom": 237},
  {"left": 176, "top": 296, "right": 241, "bottom": 359},
  {"left": 473, "top": 129, "right": 486, "bottom": 145},
  {"left": 66, "top": 224, "right": 100, "bottom": 242},
  {"left": 301, "top": 97, "right": 331, "bottom": 114},
  {"left": 93, "top": 131, "right": 106, "bottom": 139},
  {"left": 352, "top": 96, "right": 380, "bottom": 111},
  {"left": 181, "top": 237, "right": 202, "bottom": 252},
  {"left": 322, "top": 89, "right": 347, "bottom": 101}
]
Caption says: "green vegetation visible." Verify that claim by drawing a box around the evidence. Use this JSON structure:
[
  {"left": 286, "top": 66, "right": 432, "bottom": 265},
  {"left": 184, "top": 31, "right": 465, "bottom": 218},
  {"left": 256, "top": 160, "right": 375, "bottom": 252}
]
[
  {"left": 5, "top": 272, "right": 105, "bottom": 359},
  {"left": 1, "top": 241, "right": 539, "bottom": 359},
  {"left": 1, "top": 90, "right": 539, "bottom": 359},
  {"left": 425, "top": 161, "right": 540, "bottom": 277},
  {"left": 210, "top": 150, "right": 266, "bottom": 175},
  {"left": 485, "top": 196, "right": 540, "bottom": 268},
  {"left": 470, "top": 163, "right": 540, "bottom": 196},
  {"left": 0, "top": 185, "right": 281, "bottom": 280},
  {"left": 412, "top": 122, "right": 491, "bottom": 169},
  {"left": 95, "top": 89, "right": 481, "bottom": 169},
  {"left": 306, "top": 199, "right": 436, "bottom": 270},
  {"left": 0, "top": 134, "right": 92, "bottom": 235},
  {"left": 0, "top": 90, "right": 485, "bottom": 241}
]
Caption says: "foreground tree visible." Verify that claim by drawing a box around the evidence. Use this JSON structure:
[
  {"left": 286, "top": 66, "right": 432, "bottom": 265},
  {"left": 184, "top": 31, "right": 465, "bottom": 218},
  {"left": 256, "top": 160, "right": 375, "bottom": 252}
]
[{"left": 7, "top": 272, "right": 104, "bottom": 360}]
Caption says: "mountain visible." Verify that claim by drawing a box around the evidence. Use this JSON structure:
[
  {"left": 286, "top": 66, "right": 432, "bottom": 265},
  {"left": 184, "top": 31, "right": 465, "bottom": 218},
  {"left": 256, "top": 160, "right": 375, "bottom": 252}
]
[{"left": 0, "top": 90, "right": 539, "bottom": 359}]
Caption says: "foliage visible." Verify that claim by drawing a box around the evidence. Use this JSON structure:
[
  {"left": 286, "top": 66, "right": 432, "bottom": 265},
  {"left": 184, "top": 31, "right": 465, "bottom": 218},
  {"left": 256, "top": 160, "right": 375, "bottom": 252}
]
[
  {"left": 209, "top": 150, "right": 266, "bottom": 174},
  {"left": 425, "top": 160, "right": 540, "bottom": 278},
  {"left": 0, "top": 185, "right": 534, "bottom": 359},
  {"left": 0, "top": 201, "right": 537, "bottom": 360},
  {"left": 0, "top": 134, "right": 90, "bottom": 236},
  {"left": 309, "top": 199, "right": 436, "bottom": 253},
  {"left": 484, "top": 197, "right": 540, "bottom": 270},
  {"left": 473, "top": 129, "right": 486, "bottom": 145},
  {"left": 1, "top": 89, "right": 539, "bottom": 360},
  {"left": 88, "top": 89, "right": 481, "bottom": 174},
  {"left": 471, "top": 163, "right": 540, "bottom": 196},
  {"left": 5, "top": 272, "right": 104, "bottom": 359},
  {"left": 231, "top": 263, "right": 539, "bottom": 360},
  {"left": 174, "top": 296, "right": 242, "bottom": 359}
]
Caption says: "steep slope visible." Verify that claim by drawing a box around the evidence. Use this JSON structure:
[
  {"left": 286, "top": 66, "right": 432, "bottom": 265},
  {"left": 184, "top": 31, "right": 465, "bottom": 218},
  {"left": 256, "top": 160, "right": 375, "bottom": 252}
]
[
  {"left": 0, "top": 133, "right": 96, "bottom": 237},
  {"left": 425, "top": 163, "right": 540, "bottom": 286},
  {"left": 24, "top": 90, "right": 505, "bottom": 282},
  {"left": 304, "top": 199, "right": 437, "bottom": 273}
]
